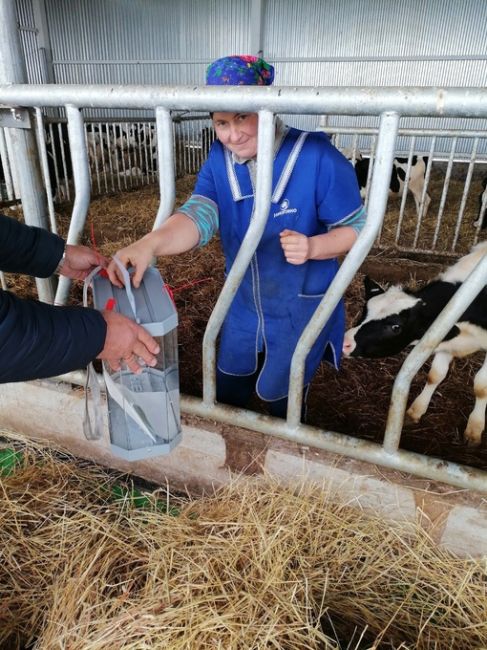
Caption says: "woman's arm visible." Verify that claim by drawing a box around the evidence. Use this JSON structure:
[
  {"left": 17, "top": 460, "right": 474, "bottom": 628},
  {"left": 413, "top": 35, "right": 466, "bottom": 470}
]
[{"left": 107, "top": 212, "right": 200, "bottom": 288}]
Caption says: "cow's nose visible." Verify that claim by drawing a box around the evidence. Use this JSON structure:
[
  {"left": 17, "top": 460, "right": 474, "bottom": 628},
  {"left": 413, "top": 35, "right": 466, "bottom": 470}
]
[{"left": 342, "top": 334, "right": 356, "bottom": 356}]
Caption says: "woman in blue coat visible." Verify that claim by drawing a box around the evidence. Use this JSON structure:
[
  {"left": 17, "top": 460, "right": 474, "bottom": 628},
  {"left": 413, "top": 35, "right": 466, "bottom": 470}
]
[{"left": 108, "top": 55, "right": 365, "bottom": 418}]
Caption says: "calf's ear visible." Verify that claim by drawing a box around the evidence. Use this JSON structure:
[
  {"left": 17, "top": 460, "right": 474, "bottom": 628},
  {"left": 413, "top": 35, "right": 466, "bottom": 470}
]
[{"left": 363, "top": 276, "right": 385, "bottom": 299}]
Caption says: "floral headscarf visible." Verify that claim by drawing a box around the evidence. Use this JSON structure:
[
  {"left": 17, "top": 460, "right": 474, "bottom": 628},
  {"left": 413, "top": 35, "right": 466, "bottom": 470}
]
[{"left": 206, "top": 55, "right": 274, "bottom": 86}]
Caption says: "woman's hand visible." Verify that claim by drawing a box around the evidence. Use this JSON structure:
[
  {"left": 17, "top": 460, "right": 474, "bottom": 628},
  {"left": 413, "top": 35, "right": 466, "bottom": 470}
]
[
  {"left": 279, "top": 229, "right": 310, "bottom": 265},
  {"left": 107, "top": 238, "right": 156, "bottom": 288}
]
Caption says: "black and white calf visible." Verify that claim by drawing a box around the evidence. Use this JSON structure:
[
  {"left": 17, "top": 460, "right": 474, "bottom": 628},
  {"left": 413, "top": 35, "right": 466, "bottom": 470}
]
[
  {"left": 474, "top": 176, "right": 487, "bottom": 230},
  {"left": 343, "top": 242, "right": 487, "bottom": 446},
  {"left": 345, "top": 151, "right": 431, "bottom": 218}
]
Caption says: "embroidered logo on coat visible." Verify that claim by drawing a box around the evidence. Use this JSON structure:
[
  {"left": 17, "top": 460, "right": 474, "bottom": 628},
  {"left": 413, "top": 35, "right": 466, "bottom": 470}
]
[{"left": 273, "top": 198, "right": 298, "bottom": 218}]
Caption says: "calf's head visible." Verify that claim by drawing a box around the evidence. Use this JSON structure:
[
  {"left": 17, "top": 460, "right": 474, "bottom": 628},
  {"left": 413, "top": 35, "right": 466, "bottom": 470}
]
[{"left": 343, "top": 277, "right": 425, "bottom": 358}]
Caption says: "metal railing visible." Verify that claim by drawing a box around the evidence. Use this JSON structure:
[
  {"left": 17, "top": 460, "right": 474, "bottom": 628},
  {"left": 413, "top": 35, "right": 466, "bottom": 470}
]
[
  {"left": 1, "top": 82, "right": 487, "bottom": 492},
  {"left": 3, "top": 114, "right": 486, "bottom": 260},
  {"left": 325, "top": 126, "right": 487, "bottom": 256}
]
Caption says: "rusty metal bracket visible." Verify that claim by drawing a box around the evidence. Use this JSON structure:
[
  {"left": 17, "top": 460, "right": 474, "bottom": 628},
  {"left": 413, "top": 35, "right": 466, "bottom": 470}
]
[{"left": 0, "top": 106, "right": 31, "bottom": 128}]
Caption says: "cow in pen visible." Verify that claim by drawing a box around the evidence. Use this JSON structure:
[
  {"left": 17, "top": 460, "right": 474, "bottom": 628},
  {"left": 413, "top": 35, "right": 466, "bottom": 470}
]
[
  {"left": 343, "top": 149, "right": 431, "bottom": 218},
  {"left": 343, "top": 242, "right": 487, "bottom": 446},
  {"left": 474, "top": 176, "right": 487, "bottom": 230}
]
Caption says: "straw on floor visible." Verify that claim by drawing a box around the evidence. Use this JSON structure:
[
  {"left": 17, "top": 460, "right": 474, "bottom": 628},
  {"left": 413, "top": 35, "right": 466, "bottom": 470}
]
[{"left": 0, "top": 431, "right": 486, "bottom": 650}]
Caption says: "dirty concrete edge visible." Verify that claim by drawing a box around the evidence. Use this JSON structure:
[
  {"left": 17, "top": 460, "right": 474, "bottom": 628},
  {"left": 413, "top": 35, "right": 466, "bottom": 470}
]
[{"left": 0, "top": 379, "right": 486, "bottom": 558}]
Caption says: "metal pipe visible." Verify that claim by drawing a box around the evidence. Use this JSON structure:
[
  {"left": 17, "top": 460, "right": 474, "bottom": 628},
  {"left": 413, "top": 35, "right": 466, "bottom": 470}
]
[
  {"left": 181, "top": 395, "right": 487, "bottom": 494},
  {"left": 34, "top": 107, "right": 57, "bottom": 234},
  {"left": 153, "top": 107, "right": 175, "bottom": 229},
  {"left": 0, "top": 127, "right": 15, "bottom": 200},
  {"left": 0, "top": 0, "right": 54, "bottom": 302},
  {"left": 55, "top": 104, "right": 91, "bottom": 305},
  {"left": 383, "top": 252, "right": 487, "bottom": 453},
  {"left": 54, "top": 367, "right": 487, "bottom": 495},
  {"left": 202, "top": 110, "right": 275, "bottom": 406},
  {"left": 1, "top": 85, "right": 487, "bottom": 118},
  {"left": 287, "top": 111, "right": 400, "bottom": 428}
]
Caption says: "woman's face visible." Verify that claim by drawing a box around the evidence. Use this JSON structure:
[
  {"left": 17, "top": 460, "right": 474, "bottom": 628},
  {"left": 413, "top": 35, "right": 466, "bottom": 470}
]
[{"left": 212, "top": 112, "right": 259, "bottom": 159}]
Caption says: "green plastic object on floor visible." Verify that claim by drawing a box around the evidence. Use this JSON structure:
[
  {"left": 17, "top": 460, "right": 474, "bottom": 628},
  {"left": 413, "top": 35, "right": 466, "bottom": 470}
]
[
  {"left": 0, "top": 448, "right": 23, "bottom": 477},
  {"left": 109, "top": 482, "right": 181, "bottom": 517}
]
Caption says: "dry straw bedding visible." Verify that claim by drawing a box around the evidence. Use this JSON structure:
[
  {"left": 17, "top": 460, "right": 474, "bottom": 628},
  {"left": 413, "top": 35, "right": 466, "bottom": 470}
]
[{"left": 1, "top": 432, "right": 487, "bottom": 650}]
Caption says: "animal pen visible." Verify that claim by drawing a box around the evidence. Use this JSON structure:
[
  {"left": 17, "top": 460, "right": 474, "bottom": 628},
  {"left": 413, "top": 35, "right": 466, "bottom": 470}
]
[
  {"left": 2, "top": 81, "right": 487, "bottom": 485},
  {"left": 3, "top": 11, "right": 487, "bottom": 650}
]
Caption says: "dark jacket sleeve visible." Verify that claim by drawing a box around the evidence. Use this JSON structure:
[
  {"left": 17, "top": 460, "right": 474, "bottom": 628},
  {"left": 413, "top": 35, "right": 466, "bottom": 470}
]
[
  {"left": 0, "top": 290, "right": 107, "bottom": 383},
  {"left": 0, "top": 213, "right": 107, "bottom": 382},
  {"left": 0, "top": 213, "right": 65, "bottom": 277}
]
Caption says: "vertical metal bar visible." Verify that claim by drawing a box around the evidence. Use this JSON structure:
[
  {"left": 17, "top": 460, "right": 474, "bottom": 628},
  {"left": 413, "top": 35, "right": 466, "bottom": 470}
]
[
  {"left": 54, "top": 104, "right": 91, "bottom": 305},
  {"left": 451, "top": 138, "right": 479, "bottom": 252},
  {"left": 90, "top": 123, "right": 101, "bottom": 194},
  {"left": 395, "top": 137, "right": 415, "bottom": 244},
  {"left": 114, "top": 123, "right": 122, "bottom": 190},
  {"left": 153, "top": 107, "right": 175, "bottom": 229},
  {"left": 475, "top": 183, "right": 487, "bottom": 245},
  {"left": 249, "top": 0, "right": 264, "bottom": 56},
  {"left": 432, "top": 136, "right": 457, "bottom": 249},
  {"left": 57, "top": 121, "right": 70, "bottom": 201},
  {"left": 0, "top": 127, "right": 15, "bottom": 200},
  {"left": 106, "top": 122, "right": 116, "bottom": 192},
  {"left": 48, "top": 122, "right": 61, "bottom": 197},
  {"left": 99, "top": 121, "right": 108, "bottom": 193},
  {"left": 202, "top": 110, "right": 275, "bottom": 406},
  {"left": 287, "top": 111, "right": 400, "bottom": 428},
  {"left": 0, "top": 0, "right": 54, "bottom": 303},
  {"left": 383, "top": 253, "right": 487, "bottom": 453},
  {"left": 34, "top": 108, "right": 57, "bottom": 233},
  {"left": 412, "top": 137, "right": 436, "bottom": 248},
  {"left": 140, "top": 122, "right": 151, "bottom": 185},
  {"left": 149, "top": 121, "right": 156, "bottom": 181}
]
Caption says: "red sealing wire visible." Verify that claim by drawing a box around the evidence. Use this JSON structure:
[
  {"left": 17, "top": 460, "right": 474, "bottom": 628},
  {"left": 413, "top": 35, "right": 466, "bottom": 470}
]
[{"left": 165, "top": 277, "right": 212, "bottom": 305}]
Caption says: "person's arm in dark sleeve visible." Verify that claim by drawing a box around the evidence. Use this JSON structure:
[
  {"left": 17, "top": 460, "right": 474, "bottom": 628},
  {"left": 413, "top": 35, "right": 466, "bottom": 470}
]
[
  {"left": 0, "top": 213, "right": 64, "bottom": 277},
  {"left": 0, "top": 290, "right": 107, "bottom": 383}
]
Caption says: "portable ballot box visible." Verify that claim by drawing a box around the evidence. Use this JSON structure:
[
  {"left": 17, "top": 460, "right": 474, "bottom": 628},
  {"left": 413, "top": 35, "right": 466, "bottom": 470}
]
[{"left": 92, "top": 266, "right": 182, "bottom": 461}]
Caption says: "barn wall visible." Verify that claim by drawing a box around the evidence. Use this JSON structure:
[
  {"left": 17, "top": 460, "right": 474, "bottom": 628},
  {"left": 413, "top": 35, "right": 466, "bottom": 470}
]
[
  {"left": 15, "top": 0, "right": 487, "bottom": 145},
  {"left": 266, "top": 0, "right": 487, "bottom": 149}
]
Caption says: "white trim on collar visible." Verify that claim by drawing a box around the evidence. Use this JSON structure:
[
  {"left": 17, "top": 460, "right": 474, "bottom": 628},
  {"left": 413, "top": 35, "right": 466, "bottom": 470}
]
[{"left": 271, "top": 131, "right": 308, "bottom": 204}]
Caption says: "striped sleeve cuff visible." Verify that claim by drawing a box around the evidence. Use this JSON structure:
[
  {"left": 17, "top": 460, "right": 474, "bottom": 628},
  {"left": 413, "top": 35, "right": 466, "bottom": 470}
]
[
  {"left": 330, "top": 205, "right": 366, "bottom": 235},
  {"left": 178, "top": 194, "right": 219, "bottom": 247}
]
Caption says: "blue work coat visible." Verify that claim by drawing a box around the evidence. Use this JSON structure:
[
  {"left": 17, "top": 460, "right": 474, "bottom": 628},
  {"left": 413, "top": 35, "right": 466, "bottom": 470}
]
[{"left": 194, "top": 128, "right": 363, "bottom": 401}]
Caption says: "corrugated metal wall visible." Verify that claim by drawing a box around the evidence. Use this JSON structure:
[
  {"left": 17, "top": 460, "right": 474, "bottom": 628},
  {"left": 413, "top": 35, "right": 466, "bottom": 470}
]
[
  {"left": 15, "top": 0, "right": 487, "bottom": 149},
  {"left": 46, "top": 0, "right": 251, "bottom": 91}
]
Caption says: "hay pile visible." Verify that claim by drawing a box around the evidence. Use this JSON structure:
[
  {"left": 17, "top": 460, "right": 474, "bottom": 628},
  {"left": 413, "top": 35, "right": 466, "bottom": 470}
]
[{"left": 1, "top": 433, "right": 486, "bottom": 649}]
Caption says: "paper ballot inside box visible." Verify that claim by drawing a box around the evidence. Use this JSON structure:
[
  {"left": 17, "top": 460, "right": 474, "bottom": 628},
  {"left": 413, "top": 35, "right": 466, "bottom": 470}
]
[{"left": 91, "top": 265, "right": 181, "bottom": 461}]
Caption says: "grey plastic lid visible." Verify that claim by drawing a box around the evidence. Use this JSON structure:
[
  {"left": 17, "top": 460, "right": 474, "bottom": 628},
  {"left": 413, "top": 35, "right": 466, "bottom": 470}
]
[{"left": 92, "top": 266, "right": 177, "bottom": 336}]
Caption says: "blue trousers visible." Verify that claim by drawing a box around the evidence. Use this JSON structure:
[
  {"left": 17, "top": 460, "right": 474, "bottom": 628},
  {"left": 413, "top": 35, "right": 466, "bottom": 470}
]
[{"left": 216, "top": 356, "right": 307, "bottom": 420}]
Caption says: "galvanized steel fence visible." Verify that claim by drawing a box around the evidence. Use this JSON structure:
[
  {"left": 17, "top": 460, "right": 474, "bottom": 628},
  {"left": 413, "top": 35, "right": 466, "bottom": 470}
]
[
  {"left": 1, "top": 82, "right": 487, "bottom": 492},
  {"left": 2, "top": 115, "right": 486, "bottom": 258}
]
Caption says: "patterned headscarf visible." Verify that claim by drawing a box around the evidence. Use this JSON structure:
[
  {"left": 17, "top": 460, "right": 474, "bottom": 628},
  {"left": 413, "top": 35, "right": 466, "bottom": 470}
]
[{"left": 206, "top": 55, "right": 274, "bottom": 86}]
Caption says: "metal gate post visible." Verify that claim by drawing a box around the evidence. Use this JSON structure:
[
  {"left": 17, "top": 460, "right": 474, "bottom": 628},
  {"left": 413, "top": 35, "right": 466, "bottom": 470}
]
[{"left": 0, "top": 0, "right": 55, "bottom": 303}]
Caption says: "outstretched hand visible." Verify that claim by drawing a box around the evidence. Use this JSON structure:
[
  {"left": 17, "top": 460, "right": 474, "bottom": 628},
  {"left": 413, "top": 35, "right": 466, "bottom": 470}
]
[
  {"left": 107, "top": 239, "right": 156, "bottom": 289},
  {"left": 280, "top": 229, "right": 310, "bottom": 265},
  {"left": 61, "top": 245, "right": 108, "bottom": 280},
  {"left": 98, "top": 310, "right": 161, "bottom": 373}
]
